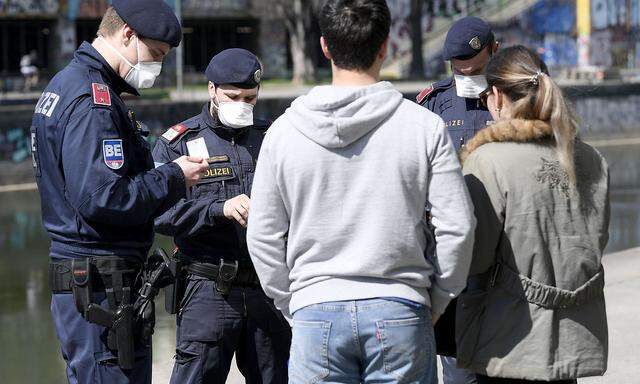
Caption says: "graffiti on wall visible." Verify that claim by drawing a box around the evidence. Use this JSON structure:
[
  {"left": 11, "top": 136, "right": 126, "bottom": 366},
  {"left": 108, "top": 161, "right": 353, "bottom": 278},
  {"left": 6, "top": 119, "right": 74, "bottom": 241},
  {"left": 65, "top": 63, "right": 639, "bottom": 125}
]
[
  {"left": 529, "top": 0, "right": 575, "bottom": 35},
  {"left": 592, "top": 0, "right": 640, "bottom": 29},
  {"left": 258, "top": 21, "right": 288, "bottom": 78},
  {"left": 182, "top": 0, "right": 249, "bottom": 16},
  {"left": 384, "top": 0, "right": 412, "bottom": 77},
  {"left": 590, "top": 30, "right": 613, "bottom": 67},
  {"left": 0, "top": 0, "right": 58, "bottom": 15},
  {"left": 66, "top": 0, "right": 110, "bottom": 19},
  {"left": 489, "top": 0, "right": 640, "bottom": 69},
  {"left": 383, "top": 0, "right": 498, "bottom": 77},
  {"left": 0, "top": 126, "right": 30, "bottom": 163},
  {"left": 54, "top": 18, "right": 77, "bottom": 59},
  {"left": 383, "top": 0, "right": 439, "bottom": 78},
  {"left": 574, "top": 95, "right": 640, "bottom": 136},
  {"left": 543, "top": 33, "right": 578, "bottom": 67}
]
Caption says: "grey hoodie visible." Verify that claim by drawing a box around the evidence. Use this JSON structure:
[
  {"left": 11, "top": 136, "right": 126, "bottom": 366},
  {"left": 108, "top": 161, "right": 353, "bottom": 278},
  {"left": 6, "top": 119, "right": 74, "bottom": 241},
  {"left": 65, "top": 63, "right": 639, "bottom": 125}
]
[{"left": 247, "top": 81, "right": 476, "bottom": 320}]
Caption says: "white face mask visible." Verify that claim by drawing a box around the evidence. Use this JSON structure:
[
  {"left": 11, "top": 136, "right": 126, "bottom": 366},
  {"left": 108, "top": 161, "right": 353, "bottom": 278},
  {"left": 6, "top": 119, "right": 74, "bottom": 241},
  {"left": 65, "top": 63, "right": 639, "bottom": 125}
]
[
  {"left": 454, "top": 74, "right": 488, "bottom": 99},
  {"left": 99, "top": 36, "right": 162, "bottom": 89},
  {"left": 213, "top": 98, "right": 254, "bottom": 129}
]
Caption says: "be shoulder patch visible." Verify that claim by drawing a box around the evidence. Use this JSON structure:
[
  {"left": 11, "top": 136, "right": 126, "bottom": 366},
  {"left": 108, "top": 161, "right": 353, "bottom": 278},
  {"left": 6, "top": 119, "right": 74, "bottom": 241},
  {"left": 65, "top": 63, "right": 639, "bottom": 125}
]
[
  {"left": 92, "top": 83, "right": 111, "bottom": 107},
  {"left": 162, "top": 124, "right": 188, "bottom": 143},
  {"left": 416, "top": 85, "right": 434, "bottom": 104},
  {"left": 103, "top": 139, "right": 124, "bottom": 170}
]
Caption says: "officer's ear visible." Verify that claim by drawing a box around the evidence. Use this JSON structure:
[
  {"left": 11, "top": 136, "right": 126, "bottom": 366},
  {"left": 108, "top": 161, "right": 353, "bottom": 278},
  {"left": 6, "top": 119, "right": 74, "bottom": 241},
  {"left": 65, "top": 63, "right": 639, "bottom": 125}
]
[
  {"left": 208, "top": 82, "right": 217, "bottom": 100},
  {"left": 121, "top": 24, "right": 136, "bottom": 47},
  {"left": 320, "top": 36, "right": 332, "bottom": 61}
]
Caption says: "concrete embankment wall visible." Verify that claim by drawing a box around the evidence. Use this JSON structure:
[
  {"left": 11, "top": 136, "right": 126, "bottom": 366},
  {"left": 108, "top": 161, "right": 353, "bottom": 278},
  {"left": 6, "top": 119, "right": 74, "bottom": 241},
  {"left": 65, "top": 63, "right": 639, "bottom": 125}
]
[{"left": 1, "top": 82, "right": 639, "bottom": 186}]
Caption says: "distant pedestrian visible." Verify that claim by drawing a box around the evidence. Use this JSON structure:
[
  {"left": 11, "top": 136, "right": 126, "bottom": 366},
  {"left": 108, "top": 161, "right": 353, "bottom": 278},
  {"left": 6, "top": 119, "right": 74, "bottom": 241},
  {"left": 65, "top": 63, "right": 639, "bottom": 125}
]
[
  {"left": 20, "top": 50, "right": 39, "bottom": 91},
  {"left": 458, "top": 45, "right": 609, "bottom": 384}
]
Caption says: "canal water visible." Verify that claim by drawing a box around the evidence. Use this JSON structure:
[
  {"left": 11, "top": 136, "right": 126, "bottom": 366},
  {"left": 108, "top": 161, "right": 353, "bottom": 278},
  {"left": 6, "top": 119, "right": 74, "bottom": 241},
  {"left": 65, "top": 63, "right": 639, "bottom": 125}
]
[{"left": 0, "top": 144, "right": 638, "bottom": 383}]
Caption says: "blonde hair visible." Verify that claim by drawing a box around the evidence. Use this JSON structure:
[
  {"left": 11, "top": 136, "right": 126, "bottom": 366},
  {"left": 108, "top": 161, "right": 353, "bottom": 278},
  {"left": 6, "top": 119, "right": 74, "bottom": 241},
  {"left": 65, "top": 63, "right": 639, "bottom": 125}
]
[
  {"left": 97, "top": 7, "right": 126, "bottom": 38},
  {"left": 486, "top": 45, "right": 578, "bottom": 184}
]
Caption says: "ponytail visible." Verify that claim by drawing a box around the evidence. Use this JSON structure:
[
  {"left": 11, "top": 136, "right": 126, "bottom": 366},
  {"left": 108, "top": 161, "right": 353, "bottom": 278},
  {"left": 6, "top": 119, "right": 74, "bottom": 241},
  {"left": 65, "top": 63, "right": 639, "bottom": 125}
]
[
  {"left": 537, "top": 73, "right": 577, "bottom": 184},
  {"left": 485, "top": 45, "right": 578, "bottom": 185}
]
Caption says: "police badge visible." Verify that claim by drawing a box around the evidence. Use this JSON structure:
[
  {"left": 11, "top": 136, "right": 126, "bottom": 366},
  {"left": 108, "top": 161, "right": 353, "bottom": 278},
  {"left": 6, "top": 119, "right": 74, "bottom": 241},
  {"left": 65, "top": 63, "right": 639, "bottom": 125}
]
[
  {"left": 469, "top": 36, "right": 482, "bottom": 51},
  {"left": 103, "top": 139, "right": 125, "bottom": 170}
]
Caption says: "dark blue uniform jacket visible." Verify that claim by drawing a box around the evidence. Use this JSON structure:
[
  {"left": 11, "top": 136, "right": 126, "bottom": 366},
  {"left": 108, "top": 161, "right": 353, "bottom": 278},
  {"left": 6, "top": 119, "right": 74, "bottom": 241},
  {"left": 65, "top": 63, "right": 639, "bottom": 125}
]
[
  {"left": 31, "top": 42, "right": 186, "bottom": 260},
  {"left": 152, "top": 104, "right": 268, "bottom": 262},
  {"left": 418, "top": 77, "right": 493, "bottom": 151}
]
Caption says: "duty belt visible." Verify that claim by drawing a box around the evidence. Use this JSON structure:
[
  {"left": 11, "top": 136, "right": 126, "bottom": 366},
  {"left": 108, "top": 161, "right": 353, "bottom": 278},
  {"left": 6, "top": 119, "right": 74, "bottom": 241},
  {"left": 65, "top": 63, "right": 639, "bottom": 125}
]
[
  {"left": 48, "top": 256, "right": 144, "bottom": 370},
  {"left": 48, "top": 256, "right": 141, "bottom": 294},
  {"left": 48, "top": 251, "right": 179, "bottom": 371},
  {"left": 187, "top": 261, "right": 258, "bottom": 284},
  {"left": 178, "top": 254, "right": 260, "bottom": 295}
]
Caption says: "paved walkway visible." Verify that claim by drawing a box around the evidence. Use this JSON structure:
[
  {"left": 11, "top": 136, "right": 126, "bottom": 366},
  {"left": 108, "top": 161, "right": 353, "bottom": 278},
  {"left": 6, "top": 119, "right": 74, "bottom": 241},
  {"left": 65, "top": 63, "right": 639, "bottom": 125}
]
[
  {"left": 152, "top": 247, "right": 640, "bottom": 383},
  {"left": 581, "top": 247, "right": 640, "bottom": 384}
]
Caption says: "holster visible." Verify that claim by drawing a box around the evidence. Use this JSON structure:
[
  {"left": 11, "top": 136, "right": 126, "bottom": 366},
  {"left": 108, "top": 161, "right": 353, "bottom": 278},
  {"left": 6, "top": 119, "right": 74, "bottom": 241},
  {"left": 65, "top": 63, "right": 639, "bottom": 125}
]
[
  {"left": 50, "top": 256, "right": 141, "bottom": 370},
  {"left": 215, "top": 259, "right": 239, "bottom": 295},
  {"left": 85, "top": 302, "right": 135, "bottom": 370},
  {"left": 133, "top": 248, "right": 179, "bottom": 342},
  {"left": 164, "top": 253, "right": 185, "bottom": 315}
]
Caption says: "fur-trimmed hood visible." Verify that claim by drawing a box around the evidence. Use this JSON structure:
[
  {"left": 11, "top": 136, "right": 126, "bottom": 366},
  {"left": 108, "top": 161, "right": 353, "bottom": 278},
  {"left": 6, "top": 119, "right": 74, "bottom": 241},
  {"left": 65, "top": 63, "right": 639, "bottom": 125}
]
[{"left": 459, "top": 119, "right": 554, "bottom": 164}]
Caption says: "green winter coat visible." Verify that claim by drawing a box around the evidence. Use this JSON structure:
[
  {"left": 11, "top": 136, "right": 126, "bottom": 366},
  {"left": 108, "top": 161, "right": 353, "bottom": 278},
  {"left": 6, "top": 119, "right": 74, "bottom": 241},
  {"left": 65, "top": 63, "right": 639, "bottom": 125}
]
[{"left": 457, "top": 119, "right": 609, "bottom": 381}]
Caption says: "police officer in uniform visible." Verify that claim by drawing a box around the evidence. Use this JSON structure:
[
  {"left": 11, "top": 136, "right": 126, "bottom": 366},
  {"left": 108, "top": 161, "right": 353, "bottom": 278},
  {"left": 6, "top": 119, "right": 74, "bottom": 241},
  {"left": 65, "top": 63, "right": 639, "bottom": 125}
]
[
  {"left": 417, "top": 17, "right": 498, "bottom": 384},
  {"left": 417, "top": 16, "right": 498, "bottom": 151},
  {"left": 153, "top": 49, "right": 291, "bottom": 384},
  {"left": 31, "top": 1, "right": 208, "bottom": 383}
]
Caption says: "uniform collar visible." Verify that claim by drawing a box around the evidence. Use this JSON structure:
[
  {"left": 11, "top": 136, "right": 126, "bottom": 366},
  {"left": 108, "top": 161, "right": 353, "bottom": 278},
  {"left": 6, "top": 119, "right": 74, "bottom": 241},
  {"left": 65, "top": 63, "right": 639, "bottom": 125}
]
[
  {"left": 200, "top": 103, "right": 249, "bottom": 140},
  {"left": 74, "top": 42, "right": 140, "bottom": 97}
]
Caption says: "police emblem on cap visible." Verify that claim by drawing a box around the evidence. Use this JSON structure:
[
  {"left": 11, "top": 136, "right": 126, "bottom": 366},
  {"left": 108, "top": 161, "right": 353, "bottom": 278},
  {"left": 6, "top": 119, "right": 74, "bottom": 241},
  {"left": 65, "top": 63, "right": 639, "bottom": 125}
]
[
  {"left": 469, "top": 36, "right": 482, "bottom": 51},
  {"left": 254, "top": 69, "right": 262, "bottom": 84}
]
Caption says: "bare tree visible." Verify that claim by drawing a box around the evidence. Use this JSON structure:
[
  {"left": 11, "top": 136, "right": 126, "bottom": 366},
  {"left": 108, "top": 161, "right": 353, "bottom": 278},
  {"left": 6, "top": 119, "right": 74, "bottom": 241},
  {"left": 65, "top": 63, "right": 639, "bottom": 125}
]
[
  {"left": 409, "top": 0, "right": 426, "bottom": 79},
  {"left": 267, "top": 0, "right": 320, "bottom": 84}
]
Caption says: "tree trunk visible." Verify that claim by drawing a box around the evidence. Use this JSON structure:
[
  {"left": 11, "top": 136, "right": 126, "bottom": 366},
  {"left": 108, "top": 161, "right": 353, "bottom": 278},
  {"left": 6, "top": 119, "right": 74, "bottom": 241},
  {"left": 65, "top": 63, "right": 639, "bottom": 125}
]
[
  {"left": 409, "top": 0, "right": 425, "bottom": 79},
  {"left": 289, "top": 0, "right": 316, "bottom": 85},
  {"left": 290, "top": 33, "right": 308, "bottom": 85}
]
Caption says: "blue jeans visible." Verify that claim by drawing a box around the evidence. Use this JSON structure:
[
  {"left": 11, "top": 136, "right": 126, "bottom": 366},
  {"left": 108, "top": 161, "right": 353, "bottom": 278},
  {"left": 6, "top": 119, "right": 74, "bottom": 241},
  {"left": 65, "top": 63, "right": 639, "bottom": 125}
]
[{"left": 289, "top": 299, "right": 437, "bottom": 384}]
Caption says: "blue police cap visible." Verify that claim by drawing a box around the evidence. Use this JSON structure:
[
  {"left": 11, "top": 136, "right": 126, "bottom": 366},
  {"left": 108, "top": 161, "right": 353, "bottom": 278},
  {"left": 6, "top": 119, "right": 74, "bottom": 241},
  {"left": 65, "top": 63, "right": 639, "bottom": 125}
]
[
  {"left": 206, "top": 49, "right": 263, "bottom": 89},
  {"left": 443, "top": 17, "right": 494, "bottom": 61},
  {"left": 112, "top": 0, "right": 182, "bottom": 47}
]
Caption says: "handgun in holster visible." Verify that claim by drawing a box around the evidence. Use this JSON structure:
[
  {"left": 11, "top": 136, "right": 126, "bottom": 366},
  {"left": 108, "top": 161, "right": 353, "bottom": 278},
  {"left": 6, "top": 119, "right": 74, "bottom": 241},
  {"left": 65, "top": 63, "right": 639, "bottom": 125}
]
[
  {"left": 133, "top": 248, "right": 179, "bottom": 342},
  {"left": 71, "top": 258, "right": 135, "bottom": 370},
  {"left": 85, "top": 302, "right": 135, "bottom": 370},
  {"left": 163, "top": 250, "right": 185, "bottom": 314},
  {"left": 216, "top": 259, "right": 239, "bottom": 295}
]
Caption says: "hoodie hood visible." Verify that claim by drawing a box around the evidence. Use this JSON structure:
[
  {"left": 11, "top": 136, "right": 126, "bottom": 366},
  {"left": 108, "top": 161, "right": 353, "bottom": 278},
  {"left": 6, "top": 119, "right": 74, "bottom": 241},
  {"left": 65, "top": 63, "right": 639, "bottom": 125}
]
[{"left": 285, "top": 81, "right": 404, "bottom": 148}]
